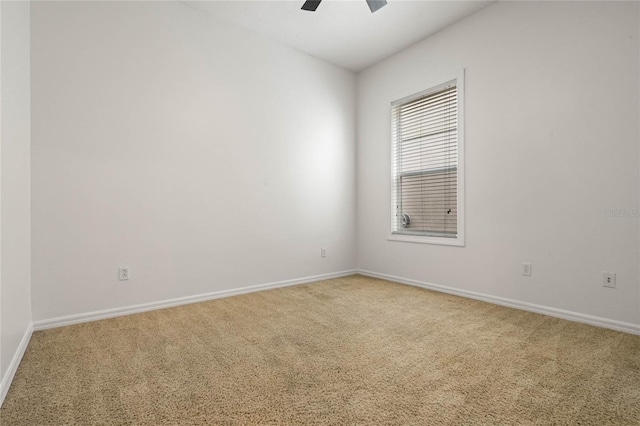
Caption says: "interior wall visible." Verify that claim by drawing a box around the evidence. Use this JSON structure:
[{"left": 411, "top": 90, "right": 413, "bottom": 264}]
[
  {"left": 30, "top": 1, "right": 356, "bottom": 321},
  {"left": 357, "top": 1, "right": 640, "bottom": 325},
  {"left": 1, "top": 0, "right": 32, "bottom": 379}
]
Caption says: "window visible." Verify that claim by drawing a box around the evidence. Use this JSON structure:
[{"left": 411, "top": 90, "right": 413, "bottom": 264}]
[{"left": 390, "top": 75, "right": 464, "bottom": 245}]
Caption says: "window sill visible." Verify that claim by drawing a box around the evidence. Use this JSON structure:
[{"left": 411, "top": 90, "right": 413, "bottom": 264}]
[{"left": 388, "top": 233, "right": 465, "bottom": 247}]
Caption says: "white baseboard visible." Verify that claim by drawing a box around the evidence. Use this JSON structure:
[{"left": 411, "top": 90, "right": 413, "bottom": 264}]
[
  {"left": 33, "top": 270, "right": 357, "bottom": 331},
  {"left": 0, "top": 323, "right": 33, "bottom": 407},
  {"left": 358, "top": 269, "right": 640, "bottom": 336}
]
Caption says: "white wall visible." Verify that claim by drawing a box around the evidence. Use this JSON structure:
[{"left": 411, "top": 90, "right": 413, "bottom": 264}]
[
  {"left": 1, "top": 0, "right": 32, "bottom": 382},
  {"left": 357, "top": 1, "right": 640, "bottom": 325},
  {"left": 31, "top": 1, "right": 356, "bottom": 321},
  {"left": 27, "top": 1, "right": 640, "bottom": 327}
]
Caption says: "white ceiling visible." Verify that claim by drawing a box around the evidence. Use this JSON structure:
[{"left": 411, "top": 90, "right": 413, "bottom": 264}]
[{"left": 183, "top": 0, "right": 493, "bottom": 72}]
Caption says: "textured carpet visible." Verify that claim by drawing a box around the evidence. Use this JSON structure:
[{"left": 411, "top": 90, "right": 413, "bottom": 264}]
[{"left": 2, "top": 275, "right": 640, "bottom": 425}]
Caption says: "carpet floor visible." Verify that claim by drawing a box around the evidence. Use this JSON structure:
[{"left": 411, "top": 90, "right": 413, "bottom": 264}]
[{"left": 2, "top": 274, "right": 640, "bottom": 425}]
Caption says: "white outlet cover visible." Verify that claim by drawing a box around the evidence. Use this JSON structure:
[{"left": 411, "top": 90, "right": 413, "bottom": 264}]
[
  {"left": 522, "top": 263, "right": 531, "bottom": 277},
  {"left": 602, "top": 272, "right": 616, "bottom": 288},
  {"left": 119, "top": 267, "right": 130, "bottom": 281}
]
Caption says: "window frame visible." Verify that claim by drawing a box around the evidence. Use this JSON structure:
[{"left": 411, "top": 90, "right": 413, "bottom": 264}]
[{"left": 388, "top": 70, "right": 465, "bottom": 247}]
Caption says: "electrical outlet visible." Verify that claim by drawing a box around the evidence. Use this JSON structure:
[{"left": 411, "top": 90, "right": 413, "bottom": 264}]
[
  {"left": 602, "top": 272, "right": 616, "bottom": 288},
  {"left": 321, "top": 248, "right": 326, "bottom": 258},
  {"left": 119, "top": 267, "right": 130, "bottom": 281},
  {"left": 522, "top": 263, "right": 531, "bottom": 277}
]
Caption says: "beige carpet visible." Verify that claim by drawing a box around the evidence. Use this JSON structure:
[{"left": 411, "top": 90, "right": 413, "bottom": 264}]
[{"left": 2, "top": 275, "right": 640, "bottom": 425}]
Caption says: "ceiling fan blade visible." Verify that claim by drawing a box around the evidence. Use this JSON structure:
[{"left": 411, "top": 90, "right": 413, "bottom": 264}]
[
  {"left": 366, "top": 0, "right": 387, "bottom": 13},
  {"left": 301, "top": 0, "right": 322, "bottom": 12}
]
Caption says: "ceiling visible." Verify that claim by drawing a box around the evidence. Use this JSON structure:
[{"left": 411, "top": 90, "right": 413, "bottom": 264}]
[{"left": 183, "top": 0, "right": 493, "bottom": 72}]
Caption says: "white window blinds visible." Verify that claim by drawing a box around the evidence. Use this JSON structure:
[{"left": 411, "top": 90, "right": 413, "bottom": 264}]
[{"left": 391, "top": 80, "right": 459, "bottom": 238}]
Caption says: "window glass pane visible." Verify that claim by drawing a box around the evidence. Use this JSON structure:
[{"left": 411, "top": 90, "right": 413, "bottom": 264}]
[{"left": 392, "top": 81, "right": 458, "bottom": 237}]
